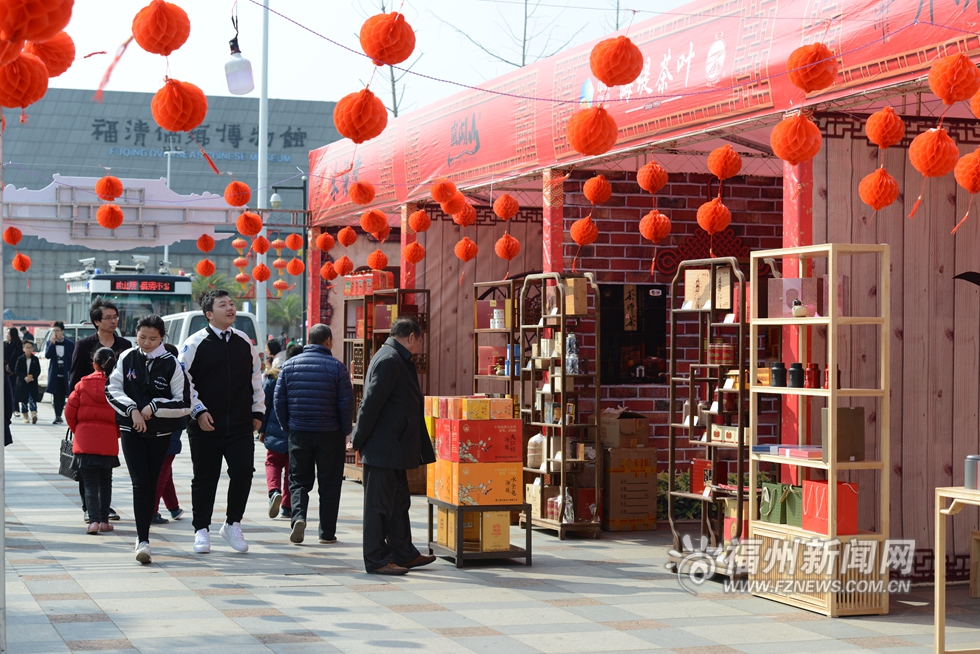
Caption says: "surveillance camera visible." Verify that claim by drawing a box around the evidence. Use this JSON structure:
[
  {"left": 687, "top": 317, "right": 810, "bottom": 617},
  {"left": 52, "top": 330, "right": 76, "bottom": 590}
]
[
  {"left": 79, "top": 257, "right": 96, "bottom": 266},
  {"left": 132, "top": 255, "right": 150, "bottom": 264}
]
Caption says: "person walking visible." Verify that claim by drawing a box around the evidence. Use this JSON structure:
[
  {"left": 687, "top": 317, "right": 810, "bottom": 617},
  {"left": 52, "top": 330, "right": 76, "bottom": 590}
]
[
  {"left": 45, "top": 321, "right": 74, "bottom": 425},
  {"left": 5, "top": 327, "right": 22, "bottom": 378},
  {"left": 259, "top": 356, "right": 292, "bottom": 520},
  {"left": 152, "top": 429, "right": 185, "bottom": 524},
  {"left": 274, "top": 324, "right": 353, "bottom": 545},
  {"left": 65, "top": 347, "right": 120, "bottom": 535},
  {"left": 351, "top": 318, "right": 436, "bottom": 575},
  {"left": 5, "top": 373, "right": 14, "bottom": 446},
  {"left": 179, "top": 290, "right": 264, "bottom": 555},
  {"left": 19, "top": 326, "right": 33, "bottom": 343},
  {"left": 14, "top": 341, "right": 40, "bottom": 424},
  {"left": 70, "top": 299, "right": 130, "bottom": 524},
  {"left": 106, "top": 315, "right": 190, "bottom": 564}
]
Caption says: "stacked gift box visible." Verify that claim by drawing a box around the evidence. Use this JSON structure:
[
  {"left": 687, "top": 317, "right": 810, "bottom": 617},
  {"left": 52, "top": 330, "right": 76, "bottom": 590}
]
[{"left": 342, "top": 270, "right": 396, "bottom": 297}]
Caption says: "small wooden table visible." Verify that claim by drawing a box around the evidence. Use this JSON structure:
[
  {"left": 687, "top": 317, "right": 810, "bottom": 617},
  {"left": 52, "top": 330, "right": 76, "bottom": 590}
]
[{"left": 936, "top": 487, "right": 980, "bottom": 654}]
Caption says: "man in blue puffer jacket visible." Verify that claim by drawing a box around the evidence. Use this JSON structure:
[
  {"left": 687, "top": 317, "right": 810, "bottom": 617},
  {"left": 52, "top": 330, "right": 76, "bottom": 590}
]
[{"left": 274, "top": 324, "right": 353, "bottom": 545}]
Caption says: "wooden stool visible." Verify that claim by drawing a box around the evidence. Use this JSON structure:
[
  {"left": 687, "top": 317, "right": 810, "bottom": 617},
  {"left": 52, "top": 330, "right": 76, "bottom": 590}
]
[{"left": 971, "top": 530, "right": 980, "bottom": 598}]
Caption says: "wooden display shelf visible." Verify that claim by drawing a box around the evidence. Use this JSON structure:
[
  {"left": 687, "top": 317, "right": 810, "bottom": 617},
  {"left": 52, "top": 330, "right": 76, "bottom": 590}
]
[
  {"left": 751, "top": 386, "right": 885, "bottom": 397},
  {"left": 518, "top": 514, "right": 601, "bottom": 540},
  {"left": 426, "top": 498, "right": 532, "bottom": 568},
  {"left": 751, "top": 453, "right": 884, "bottom": 471},
  {"left": 935, "top": 487, "right": 980, "bottom": 653}
]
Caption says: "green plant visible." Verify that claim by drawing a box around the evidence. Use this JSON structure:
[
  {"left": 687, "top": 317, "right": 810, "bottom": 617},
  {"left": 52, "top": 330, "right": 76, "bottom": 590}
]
[
  {"left": 191, "top": 272, "right": 242, "bottom": 308},
  {"left": 267, "top": 293, "right": 303, "bottom": 336},
  {"left": 657, "top": 470, "right": 702, "bottom": 521}
]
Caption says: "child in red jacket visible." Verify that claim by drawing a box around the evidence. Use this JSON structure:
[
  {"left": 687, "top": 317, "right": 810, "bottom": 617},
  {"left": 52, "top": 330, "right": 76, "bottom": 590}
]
[{"left": 65, "top": 347, "right": 120, "bottom": 535}]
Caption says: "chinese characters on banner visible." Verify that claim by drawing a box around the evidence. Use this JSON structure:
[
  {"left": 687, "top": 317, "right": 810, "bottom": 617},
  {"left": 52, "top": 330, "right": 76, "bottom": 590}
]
[
  {"left": 624, "top": 284, "right": 638, "bottom": 332},
  {"left": 92, "top": 120, "right": 308, "bottom": 150}
]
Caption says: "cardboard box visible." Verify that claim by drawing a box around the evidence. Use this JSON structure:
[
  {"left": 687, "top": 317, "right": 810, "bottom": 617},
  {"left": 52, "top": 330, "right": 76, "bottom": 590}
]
[
  {"left": 691, "top": 459, "right": 712, "bottom": 495},
  {"left": 451, "top": 462, "right": 523, "bottom": 505},
  {"left": 526, "top": 483, "right": 561, "bottom": 519},
  {"left": 426, "top": 462, "right": 436, "bottom": 499},
  {"left": 424, "top": 396, "right": 434, "bottom": 417},
  {"left": 721, "top": 425, "right": 739, "bottom": 444},
  {"left": 437, "top": 507, "right": 449, "bottom": 546},
  {"left": 602, "top": 448, "right": 657, "bottom": 532},
  {"left": 478, "top": 346, "right": 508, "bottom": 375},
  {"left": 439, "top": 418, "right": 522, "bottom": 463},
  {"left": 599, "top": 409, "right": 650, "bottom": 448},
  {"left": 564, "top": 277, "right": 589, "bottom": 315},
  {"left": 374, "top": 304, "right": 397, "bottom": 330},
  {"left": 488, "top": 397, "right": 513, "bottom": 420},
  {"left": 767, "top": 277, "right": 823, "bottom": 319},
  {"left": 475, "top": 299, "right": 513, "bottom": 330},
  {"left": 461, "top": 398, "right": 490, "bottom": 421},
  {"left": 710, "top": 423, "right": 724, "bottom": 443},
  {"left": 430, "top": 458, "right": 453, "bottom": 503},
  {"left": 820, "top": 406, "right": 865, "bottom": 463},
  {"left": 446, "top": 397, "right": 462, "bottom": 420},
  {"left": 802, "top": 480, "right": 858, "bottom": 535},
  {"left": 481, "top": 511, "right": 511, "bottom": 552}
]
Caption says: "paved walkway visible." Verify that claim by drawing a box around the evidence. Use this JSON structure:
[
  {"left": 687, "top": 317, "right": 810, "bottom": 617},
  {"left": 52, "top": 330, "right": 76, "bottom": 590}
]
[{"left": 3, "top": 402, "right": 977, "bottom": 653}]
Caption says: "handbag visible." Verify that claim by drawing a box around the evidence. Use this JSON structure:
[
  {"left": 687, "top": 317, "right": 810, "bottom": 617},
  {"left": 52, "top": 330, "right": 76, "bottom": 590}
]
[{"left": 58, "top": 429, "right": 79, "bottom": 481}]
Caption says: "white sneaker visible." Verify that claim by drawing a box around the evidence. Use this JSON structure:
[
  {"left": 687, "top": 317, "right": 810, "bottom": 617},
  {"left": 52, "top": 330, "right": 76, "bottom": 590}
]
[
  {"left": 193, "top": 528, "right": 211, "bottom": 554},
  {"left": 219, "top": 521, "right": 248, "bottom": 553},
  {"left": 135, "top": 541, "right": 151, "bottom": 564}
]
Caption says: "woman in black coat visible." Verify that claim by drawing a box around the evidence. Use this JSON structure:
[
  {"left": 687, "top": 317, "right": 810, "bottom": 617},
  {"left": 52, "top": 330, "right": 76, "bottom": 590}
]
[
  {"left": 4, "top": 327, "right": 21, "bottom": 377},
  {"left": 14, "top": 341, "right": 41, "bottom": 424}
]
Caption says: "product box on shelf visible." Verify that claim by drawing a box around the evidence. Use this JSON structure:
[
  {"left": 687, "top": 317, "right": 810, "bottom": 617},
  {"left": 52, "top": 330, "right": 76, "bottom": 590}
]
[
  {"left": 710, "top": 424, "right": 739, "bottom": 444},
  {"left": 564, "top": 277, "right": 589, "bottom": 315},
  {"left": 424, "top": 416, "right": 435, "bottom": 444},
  {"left": 723, "top": 498, "right": 748, "bottom": 545},
  {"left": 426, "top": 462, "right": 435, "bottom": 498},
  {"left": 684, "top": 269, "right": 711, "bottom": 309},
  {"left": 437, "top": 418, "right": 522, "bottom": 463},
  {"left": 481, "top": 511, "right": 511, "bottom": 552},
  {"left": 526, "top": 483, "right": 561, "bottom": 519},
  {"left": 602, "top": 448, "right": 657, "bottom": 531},
  {"left": 342, "top": 271, "right": 395, "bottom": 297},
  {"left": 489, "top": 398, "right": 513, "bottom": 419},
  {"left": 478, "top": 345, "right": 509, "bottom": 375},
  {"left": 374, "top": 303, "right": 413, "bottom": 331},
  {"left": 820, "top": 406, "right": 866, "bottom": 462},
  {"left": 450, "top": 461, "right": 523, "bottom": 506},
  {"left": 691, "top": 459, "right": 712, "bottom": 495},
  {"left": 802, "top": 480, "right": 858, "bottom": 535},
  {"left": 475, "top": 299, "right": 514, "bottom": 330},
  {"left": 461, "top": 398, "right": 490, "bottom": 421},
  {"left": 599, "top": 408, "right": 649, "bottom": 448},
  {"left": 437, "top": 507, "right": 480, "bottom": 547},
  {"left": 428, "top": 458, "right": 453, "bottom": 503}
]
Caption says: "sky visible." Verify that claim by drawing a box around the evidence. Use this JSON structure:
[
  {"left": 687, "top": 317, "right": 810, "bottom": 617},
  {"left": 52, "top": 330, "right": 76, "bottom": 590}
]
[{"left": 50, "top": 0, "right": 689, "bottom": 115}]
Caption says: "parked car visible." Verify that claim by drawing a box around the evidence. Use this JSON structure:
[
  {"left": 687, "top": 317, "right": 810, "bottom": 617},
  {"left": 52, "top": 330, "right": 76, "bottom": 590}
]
[
  {"left": 36, "top": 323, "right": 124, "bottom": 392},
  {"left": 160, "top": 311, "right": 259, "bottom": 348}
]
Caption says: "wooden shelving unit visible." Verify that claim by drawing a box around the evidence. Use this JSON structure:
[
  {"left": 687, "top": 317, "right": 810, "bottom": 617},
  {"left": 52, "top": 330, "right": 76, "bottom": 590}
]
[
  {"left": 517, "top": 272, "right": 602, "bottom": 540},
  {"left": 747, "top": 243, "right": 890, "bottom": 617},
  {"left": 472, "top": 280, "right": 521, "bottom": 396},
  {"left": 426, "top": 498, "right": 532, "bottom": 568},
  {"left": 372, "top": 288, "right": 431, "bottom": 396}
]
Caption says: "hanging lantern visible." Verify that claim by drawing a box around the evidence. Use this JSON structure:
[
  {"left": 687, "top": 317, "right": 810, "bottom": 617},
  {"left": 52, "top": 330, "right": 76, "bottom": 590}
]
[
  {"left": 570, "top": 216, "right": 599, "bottom": 247},
  {"left": 865, "top": 106, "right": 906, "bottom": 149},
  {"left": 452, "top": 202, "right": 476, "bottom": 227},
  {"left": 132, "top": 0, "right": 190, "bottom": 56},
  {"left": 787, "top": 42, "right": 838, "bottom": 93},
  {"left": 252, "top": 262, "right": 271, "bottom": 282},
  {"left": 286, "top": 257, "right": 305, "bottom": 276},
  {"left": 359, "top": 12, "right": 415, "bottom": 66},
  {"left": 770, "top": 112, "right": 822, "bottom": 166},
  {"left": 235, "top": 272, "right": 250, "bottom": 285},
  {"left": 0, "top": 38, "right": 22, "bottom": 68},
  {"left": 928, "top": 53, "right": 980, "bottom": 105},
  {"left": 231, "top": 237, "right": 248, "bottom": 254},
  {"left": 639, "top": 209, "right": 672, "bottom": 273},
  {"left": 952, "top": 147, "right": 980, "bottom": 234},
  {"left": 494, "top": 233, "right": 520, "bottom": 261},
  {"left": 233, "top": 256, "right": 249, "bottom": 270},
  {"left": 3, "top": 225, "right": 21, "bottom": 245},
  {"left": 224, "top": 181, "right": 251, "bottom": 207},
  {"left": 408, "top": 209, "right": 431, "bottom": 233},
  {"left": 430, "top": 178, "right": 456, "bottom": 203},
  {"left": 338, "top": 226, "right": 357, "bottom": 247},
  {"left": 333, "top": 88, "right": 387, "bottom": 144},
  {"left": 334, "top": 255, "right": 354, "bottom": 276},
  {"left": 196, "top": 233, "right": 215, "bottom": 253},
  {"left": 637, "top": 161, "right": 668, "bottom": 194},
  {"left": 707, "top": 144, "right": 742, "bottom": 181},
  {"left": 284, "top": 233, "right": 303, "bottom": 251},
  {"left": 454, "top": 237, "right": 478, "bottom": 262},
  {"left": 971, "top": 89, "right": 980, "bottom": 121},
  {"left": 24, "top": 31, "right": 74, "bottom": 77},
  {"left": 272, "top": 258, "right": 288, "bottom": 276},
  {"left": 0, "top": 0, "right": 73, "bottom": 42},
  {"left": 403, "top": 241, "right": 425, "bottom": 264},
  {"left": 696, "top": 198, "right": 731, "bottom": 256},
  {"left": 492, "top": 193, "right": 519, "bottom": 220},
  {"left": 273, "top": 279, "right": 289, "bottom": 296},
  {"left": 441, "top": 191, "right": 467, "bottom": 216},
  {"left": 11, "top": 251, "right": 30, "bottom": 273},
  {"left": 251, "top": 235, "right": 270, "bottom": 254},
  {"left": 94, "top": 175, "right": 123, "bottom": 201},
  {"left": 583, "top": 175, "right": 612, "bottom": 204},
  {"left": 567, "top": 106, "right": 618, "bottom": 156},
  {"left": 349, "top": 180, "right": 375, "bottom": 205},
  {"left": 0, "top": 52, "right": 48, "bottom": 111},
  {"left": 315, "top": 232, "right": 335, "bottom": 252},
  {"left": 151, "top": 77, "right": 207, "bottom": 133},
  {"left": 236, "top": 211, "right": 263, "bottom": 237},
  {"left": 367, "top": 249, "right": 388, "bottom": 270},
  {"left": 96, "top": 204, "right": 124, "bottom": 230},
  {"left": 360, "top": 208, "right": 387, "bottom": 234},
  {"left": 270, "top": 237, "right": 286, "bottom": 255},
  {"left": 909, "top": 128, "right": 959, "bottom": 178},
  {"left": 196, "top": 259, "right": 215, "bottom": 277},
  {"left": 372, "top": 224, "right": 391, "bottom": 243},
  {"left": 858, "top": 168, "right": 899, "bottom": 212},
  {"left": 320, "top": 261, "right": 337, "bottom": 281},
  {"left": 589, "top": 35, "right": 643, "bottom": 87}
]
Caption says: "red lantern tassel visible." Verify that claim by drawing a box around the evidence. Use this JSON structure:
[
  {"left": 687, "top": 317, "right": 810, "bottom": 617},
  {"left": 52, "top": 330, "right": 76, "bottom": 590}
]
[
  {"left": 650, "top": 246, "right": 657, "bottom": 275},
  {"left": 94, "top": 36, "right": 133, "bottom": 103},
  {"left": 572, "top": 245, "right": 581, "bottom": 273},
  {"left": 952, "top": 196, "right": 975, "bottom": 234},
  {"left": 908, "top": 178, "right": 926, "bottom": 219},
  {"left": 201, "top": 149, "right": 220, "bottom": 175},
  {"left": 458, "top": 270, "right": 465, "bottom": 286},
  {"left": 709, "top": 234, "right": 716, "bottom": 258}
]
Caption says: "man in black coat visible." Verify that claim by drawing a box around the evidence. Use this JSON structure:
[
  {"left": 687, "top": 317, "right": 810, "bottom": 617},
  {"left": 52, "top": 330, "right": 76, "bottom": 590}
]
[
  {"left": 45, "top": 321, "right": 74, "bottom": 425},
  {"left": 351, "top": 318, "right": 436, "bottom": 575}
]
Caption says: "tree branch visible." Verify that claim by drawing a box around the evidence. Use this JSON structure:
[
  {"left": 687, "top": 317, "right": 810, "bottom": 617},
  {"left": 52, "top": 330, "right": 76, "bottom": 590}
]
[{"left": 432, "top": 13, "right": 522, "bottom": 68}]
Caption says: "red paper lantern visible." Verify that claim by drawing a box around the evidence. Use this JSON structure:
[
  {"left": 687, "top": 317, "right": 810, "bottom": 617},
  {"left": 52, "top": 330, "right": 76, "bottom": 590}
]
[
  {"left": 858, "top": 168, "right": 899, "bottom": 211},
  {"left": 928, "top": 53, "right": 980, "bottom": 105},
  {"left": 273, "top": 258, "right": 288, "bottom": 273},
  {"left": 640, "top": 209, "right": 671, "bottom": 244},
  {"left": 236, "top": 211, "right": 263, "bottom": 236},
  {"left": 956, "top": 148, "right": 980, "bottom": 194},
  {"left": 787, "top": 42, "right": 838, "bottom": 93},
  {"left": 493, "top": 193, "right": 519, "bottom": 220},
  {"left": 0, "top": 51, "right": 48, "bottom": 109},
  {"left": 567, "top": 106, "right": 618, "bottom": 156},
  {"left": 494, "top": 233, "right": 520, "bottom": 261},
  {"left": 0, "top": 0, "right": 73, "bottom": 43},
  {"left": 334, "top": 255, "right": 354, "bottom": 276},
  {"left": 132, "top": 0, "right": 189, "bottom": 56},
  {"left": 770, "top": 112, "right": 822, "bottom": 166},
  {"left": 286, "top": 257, "right": 305, "bottom": 276},
  {"left": 372, "top": 224, "right": 391, "bottom": 243},
  {"left": 320, "top": 261, "right": 337, "bottom": 281},
  {"left": 0, "top": 38, "right": 22, "bottom": 68},
  {"left": 315, "top": 232, "right": 335, "bottom": 252},
  {"left": 251, "top": 235, "right": 270, "bottom": 254},
  {"left": 403, "top": 241, "right": 425, "bottom": 264},
  {"left": 96, "top": 203, "right": 124, "bottom": 229},
  {"left": 865, "top": 106, "right": 906, "bottom": 150},
  {"left": 338, "top": 226, "right": 357, "bottom": 247},
  {"left": 235, "top": 272, "right": 250, "bottom": 285},
  {"left": 224, "top": 181, "right": 251, "bottom": 207},
  {"left": 233, "top": 256, "right": 248, "bottom": 269},
  {"left": 349, "top": 180, "right": 375, "bottom": 205},
  {"left": 11, "top": 251, "right": 29, "bottom": 272},
  {"left": 441, "top": 191, "right": 467, "bottom": 216},
  {"left": 270, "top": 238, "right": 286, "bottom": 253},
  {"left": 454, "top": 237, "right": 478, "bottom": 262},
  {"left": 196, "top": 234, "right": 215, "bottom": 253},
  {"left": 430, "top": 178, "right": 456, "bottom": 203},
  {"left": 252, "top": 263, "right": 271, "bottom": 282},
  {"left": 333, "top": 88, "right": 387, "bottom": 144},
  {"left": 452, "top": 202, "right": 476, "bottom": 227},
  {"left": 284, "top": 233, "right": 303, "bottom": 251},
  {"left": 151, "top": 78, "right": 207, "bottom": 133},
  {"left": 273, "top": 279, "right": 289, "bottom": 295},
  {"left": 24, "top": 30, "right": 72, "bottom": 77},
  {"left": 583, "top": 175, "right": 612, "bottom": 204},
  {"left": 408, "top": 209, "right": 431, "bottom": 233},
  {"left": 589, "top": 35, "right": 643, "bottom": 87},
  {"left": 231, "top": 237, "right": 248, "bottom": 254},
  {"left": 3, "top": 225, "right": 21, "bottom": 245},
  {"left": 971, "top": 90, "right": 980, "bottom": 121},
  {"left": 637, "top": 161, "right": 668, "bottom": 194},
  {"left": 95, "top": 175, "right": 123, "bottom": 201},
  {"left": 360, "top": 208, "right": 387, "bottom": 234},
  {"left": 367, "top": 249, "right": 388, "bottom": 270},
  {"left": 359, "top": 12, "right": 415, "bottom": 66},
  {"left": 195, "top": 258, "right": 215, "bottom": 277},
  {"left": 707, "top": 144, "right": 742, "bottom": 181},
  {"left": 570, "top": 216, "right": 598, "bottom": 246},
  {"left": 909, "top": 128, "right": 959, "bottom": 178},
  {"left": 697, "top": 198, "right": 731, "bottom": 236}
]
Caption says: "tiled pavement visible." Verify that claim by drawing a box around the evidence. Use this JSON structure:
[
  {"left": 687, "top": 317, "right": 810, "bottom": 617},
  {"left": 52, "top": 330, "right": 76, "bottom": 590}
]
[{"left": 4, "top": 403, "right": 980, "bottom": 653}]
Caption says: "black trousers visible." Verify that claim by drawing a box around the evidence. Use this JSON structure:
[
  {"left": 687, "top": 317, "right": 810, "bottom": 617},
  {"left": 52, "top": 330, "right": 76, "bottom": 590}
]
[
  {"left": 287, "top": 430, "right": 345, "bottom": 540},
  {"left": 80, "top": 467, "right": 112, "bottom": 523},
  {"left": 51, "top": 381, "right": 66, "bottom": 419},
  {"left": 121, "top": 433, "right": 170, "bottom": 543},
  {"left": 189, "top": 431, "right": 254, "bottom": 532},
  {"left": 362, "top": 465, "right": 420, "bottom": 572}
]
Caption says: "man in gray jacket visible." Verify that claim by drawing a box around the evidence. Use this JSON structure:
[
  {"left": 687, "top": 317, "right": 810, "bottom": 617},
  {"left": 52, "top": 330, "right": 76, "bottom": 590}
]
[{"left": 351, "top": 318, "right": 436, "bottom": 575}]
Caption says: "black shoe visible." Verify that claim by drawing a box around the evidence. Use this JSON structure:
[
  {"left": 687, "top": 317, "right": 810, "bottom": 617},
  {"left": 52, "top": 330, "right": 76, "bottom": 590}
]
[
  {"left": 52, "top": 418, "right": 63, "bottom": 425},
  {"left": 108, "top": 508, "right": 120, "bottom": 521},
  {"left": 151, "top": 512, "right": 169, "bottom": 524},
  {"left": 83, "top": 511, "right": 90, "bottom": 524}
]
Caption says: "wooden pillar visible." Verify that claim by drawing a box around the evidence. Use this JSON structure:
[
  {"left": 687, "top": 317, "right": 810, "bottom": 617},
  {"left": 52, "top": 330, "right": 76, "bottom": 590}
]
[
  {"left": 308, "top": 225, "right": 322, "bottom": 326},
  {"left": 400, "top": 204, "right": 415, "bottom": 289},
  {"left": 542, "top": 169, "right": 565, "bottom": 273}
]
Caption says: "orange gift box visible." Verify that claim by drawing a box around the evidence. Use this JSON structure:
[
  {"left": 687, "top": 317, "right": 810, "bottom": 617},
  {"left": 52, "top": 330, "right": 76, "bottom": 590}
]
[
  {"left": 802, "top": 480, "right": 858, "bottom": 536},
  {"left": 450, "top": 461, "right": 523, "bottom": 506},
  {"left": 437, "top": 419, "right": 522, "bottom": 463}
]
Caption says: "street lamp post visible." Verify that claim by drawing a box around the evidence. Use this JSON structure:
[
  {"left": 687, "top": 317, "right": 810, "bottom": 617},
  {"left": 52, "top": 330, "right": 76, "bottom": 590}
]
[{"left": 270, "top": 176, "right": 309, "bottom": 337}]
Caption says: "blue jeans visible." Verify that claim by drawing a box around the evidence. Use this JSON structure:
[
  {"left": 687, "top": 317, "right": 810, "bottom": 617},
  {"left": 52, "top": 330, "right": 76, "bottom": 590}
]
[{"left": 19, "top": 390, "right": 36, "bottom": 413}]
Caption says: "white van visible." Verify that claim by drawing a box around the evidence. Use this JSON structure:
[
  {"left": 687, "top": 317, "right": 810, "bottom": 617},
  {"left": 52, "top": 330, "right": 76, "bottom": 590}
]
[
  {"left": 160, "top": 310, "right": 260, "bottom": 348},
  {"left": 37, "top": 323, "right": 125, "bottom": 393}
]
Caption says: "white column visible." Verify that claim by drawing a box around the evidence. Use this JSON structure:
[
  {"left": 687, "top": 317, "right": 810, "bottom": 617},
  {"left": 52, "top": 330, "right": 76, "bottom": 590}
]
[{"left": 256, "top": 0, "right": 270, "bottom": 347}]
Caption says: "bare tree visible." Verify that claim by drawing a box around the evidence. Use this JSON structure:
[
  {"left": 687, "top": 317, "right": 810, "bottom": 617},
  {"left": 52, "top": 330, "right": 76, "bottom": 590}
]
[
  {"left": 359, "top": 1, "right": 422, "bottom": 117},
  {"left": 602, "top": 0, "right": 628, "bottom": 33}
]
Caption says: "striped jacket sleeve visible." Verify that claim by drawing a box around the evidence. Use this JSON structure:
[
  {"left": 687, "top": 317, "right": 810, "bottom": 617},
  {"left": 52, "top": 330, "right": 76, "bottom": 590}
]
[
  {"left": 247, "top": 331, "right": 265, "bottom": 418},
  {"left": 178, "top": 330, "right": 208, "bottom": 419},
  {"left": 105, "top": 348, "right": 137, "bottom": 417},
  {"left": 149, "top": 356, "right": 191, "bottom": 418}
]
